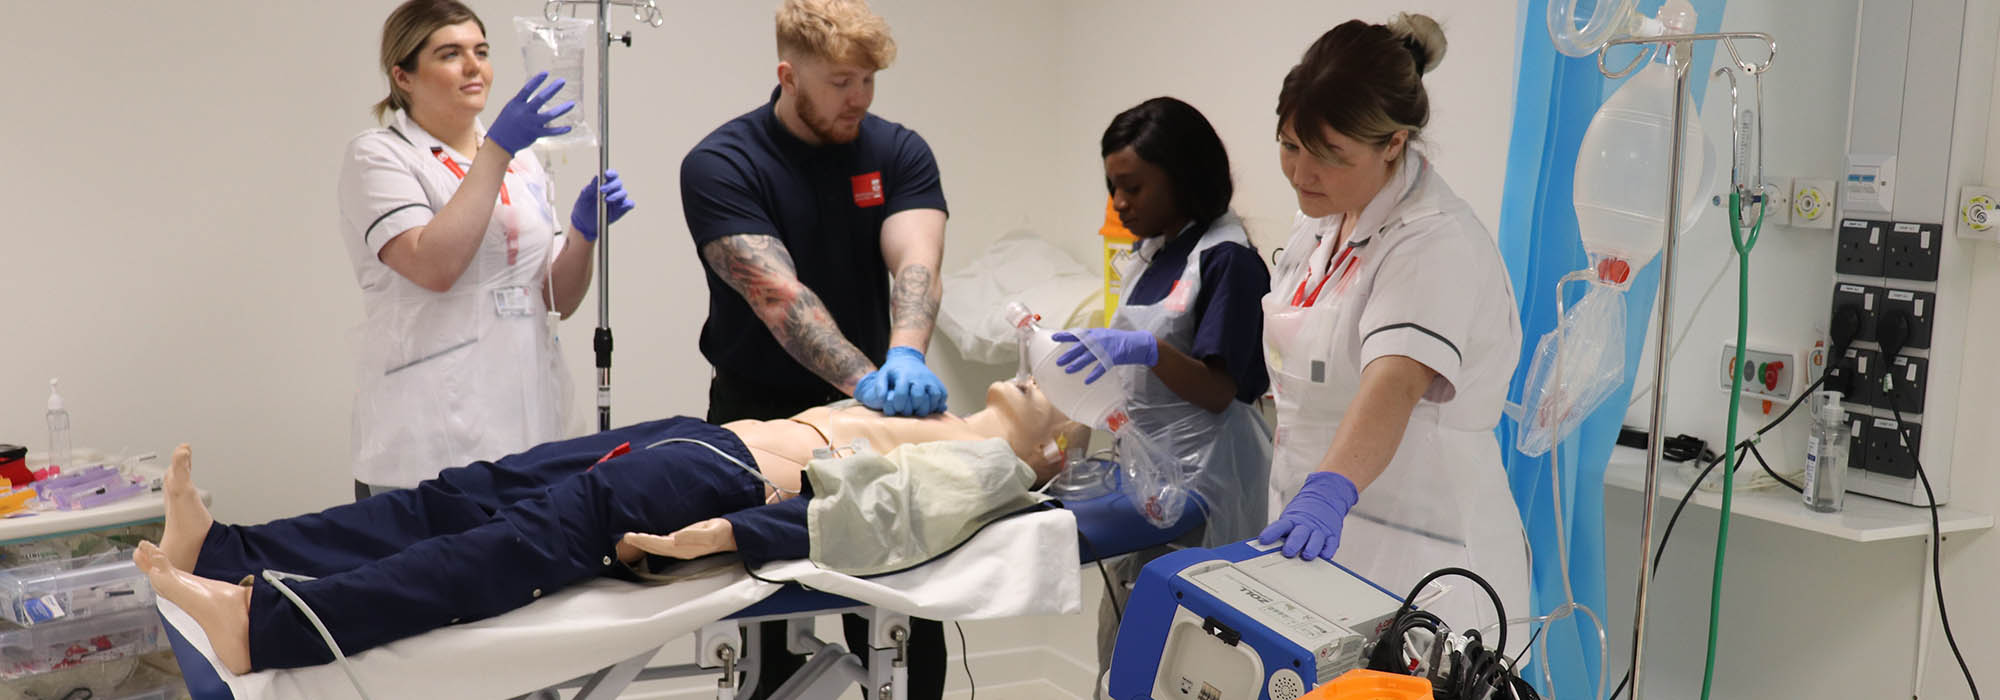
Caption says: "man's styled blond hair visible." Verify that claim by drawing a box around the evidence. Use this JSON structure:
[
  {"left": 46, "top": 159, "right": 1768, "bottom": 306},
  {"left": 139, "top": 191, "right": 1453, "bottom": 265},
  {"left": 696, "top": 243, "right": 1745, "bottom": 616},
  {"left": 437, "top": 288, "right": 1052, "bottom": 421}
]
[{"left": 775, "top": 0, "right": 896, "bottom": 70}]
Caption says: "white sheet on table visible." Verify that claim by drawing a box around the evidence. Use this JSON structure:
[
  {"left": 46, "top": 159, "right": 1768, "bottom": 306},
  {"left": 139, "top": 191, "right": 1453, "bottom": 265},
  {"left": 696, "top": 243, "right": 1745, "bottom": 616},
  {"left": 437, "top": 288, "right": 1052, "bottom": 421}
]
[
  {"left": 759, "top": 507, "right": 1081, "bottom": 620},
  {"left": 159, "top": 507, "right": 1080, "bottom": 699}
]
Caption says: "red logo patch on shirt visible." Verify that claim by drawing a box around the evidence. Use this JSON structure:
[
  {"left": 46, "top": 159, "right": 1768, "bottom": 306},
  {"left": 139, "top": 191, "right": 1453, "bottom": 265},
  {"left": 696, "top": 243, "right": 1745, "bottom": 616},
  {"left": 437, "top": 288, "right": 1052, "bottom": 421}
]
[{"left": 852, "top": 171, "right": 885, "bottom": 207}]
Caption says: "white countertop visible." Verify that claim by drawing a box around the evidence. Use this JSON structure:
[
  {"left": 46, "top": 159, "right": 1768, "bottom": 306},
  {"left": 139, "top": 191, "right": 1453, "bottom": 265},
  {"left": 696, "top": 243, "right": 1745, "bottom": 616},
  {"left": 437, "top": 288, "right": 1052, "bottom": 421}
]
[{"left": 1603, "top": 445, "right": 1991, "bottom": 543}]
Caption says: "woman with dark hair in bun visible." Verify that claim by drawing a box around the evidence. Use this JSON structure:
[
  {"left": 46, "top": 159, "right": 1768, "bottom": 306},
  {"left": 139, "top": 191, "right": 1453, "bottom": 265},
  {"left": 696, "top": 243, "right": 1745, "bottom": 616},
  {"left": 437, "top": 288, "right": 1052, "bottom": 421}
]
[{"left": 1255, "top": 14, "right": 1528, "bottom": 638}]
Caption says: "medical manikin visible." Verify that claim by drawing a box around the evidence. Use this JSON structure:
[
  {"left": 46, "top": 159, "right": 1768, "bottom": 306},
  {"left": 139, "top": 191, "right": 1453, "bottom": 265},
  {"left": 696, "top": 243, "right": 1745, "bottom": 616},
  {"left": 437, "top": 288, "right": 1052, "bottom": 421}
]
[{"left": 136, "top": 380, "right": 1087, "bottom": 675}]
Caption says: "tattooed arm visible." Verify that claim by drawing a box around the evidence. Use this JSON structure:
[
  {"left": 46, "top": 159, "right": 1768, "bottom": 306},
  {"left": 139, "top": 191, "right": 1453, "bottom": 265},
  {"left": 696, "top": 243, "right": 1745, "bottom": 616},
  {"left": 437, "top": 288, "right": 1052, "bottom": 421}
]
[
  {"left": 700, "top": 234, "right": 875, "bottom": 395},
  {"left": 880, "top": 208, "right": 946, "bottom": 352}
]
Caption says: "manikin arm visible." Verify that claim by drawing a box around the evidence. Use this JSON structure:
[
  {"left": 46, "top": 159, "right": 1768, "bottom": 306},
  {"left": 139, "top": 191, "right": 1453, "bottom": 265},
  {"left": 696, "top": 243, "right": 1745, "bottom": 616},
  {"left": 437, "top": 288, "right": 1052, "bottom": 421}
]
[{"left": 621, "top": 520, "right": 736, "bottom": 561}]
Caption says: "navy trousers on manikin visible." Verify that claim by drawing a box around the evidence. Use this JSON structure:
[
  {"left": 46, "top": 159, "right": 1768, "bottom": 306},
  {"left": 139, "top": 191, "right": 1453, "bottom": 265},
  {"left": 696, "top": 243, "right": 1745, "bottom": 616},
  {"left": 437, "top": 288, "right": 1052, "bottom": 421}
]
[{"left": 190, "top": 417, "right": 767, "bottom": 671}]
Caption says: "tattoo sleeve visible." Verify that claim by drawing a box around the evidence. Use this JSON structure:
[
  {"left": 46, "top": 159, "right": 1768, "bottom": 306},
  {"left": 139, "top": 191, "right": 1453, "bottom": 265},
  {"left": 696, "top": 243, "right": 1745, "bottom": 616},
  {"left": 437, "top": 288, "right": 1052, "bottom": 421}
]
[
  {"left": 702, "top": 235, "right": 874, "bottom": 392},
  {"left": 889, "top": 263, "right": 939, "bottom": 333}
]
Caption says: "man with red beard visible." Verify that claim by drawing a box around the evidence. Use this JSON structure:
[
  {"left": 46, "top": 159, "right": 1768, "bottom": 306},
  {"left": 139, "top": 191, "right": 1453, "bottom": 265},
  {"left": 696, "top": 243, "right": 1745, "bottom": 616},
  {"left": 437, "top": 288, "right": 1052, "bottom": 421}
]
[{"left": 677, "top": 1, "right": 950, "bottom": 697}]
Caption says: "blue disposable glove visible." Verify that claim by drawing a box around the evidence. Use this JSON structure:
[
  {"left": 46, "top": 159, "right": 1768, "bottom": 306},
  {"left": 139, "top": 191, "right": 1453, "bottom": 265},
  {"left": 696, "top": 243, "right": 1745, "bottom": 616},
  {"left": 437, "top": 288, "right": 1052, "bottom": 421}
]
[
  {"left": 1258, "top": 472, "right": 1360, "bottom": 562},
  {"left": 571, "top": 170, "right": 634, "bottom": 242},
  {"left": 855, "top": 346, "right": 949, "bottom": 416},
  {"left": 486, "top": 72, "right": 575, "bottom": 155},
  {"left": 1052, "top": 329, "right": 1159, "bottom": 384}
]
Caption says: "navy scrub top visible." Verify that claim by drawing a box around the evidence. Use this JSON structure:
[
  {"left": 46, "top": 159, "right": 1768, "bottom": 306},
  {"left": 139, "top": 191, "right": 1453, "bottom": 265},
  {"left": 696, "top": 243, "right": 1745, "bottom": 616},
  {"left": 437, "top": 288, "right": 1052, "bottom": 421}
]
[
  {"left": 680, "top": 87, "right": 948, "bottom": 398},
  {"left": 1121, "top": 224, "right": 1272, "bottom": 404}
]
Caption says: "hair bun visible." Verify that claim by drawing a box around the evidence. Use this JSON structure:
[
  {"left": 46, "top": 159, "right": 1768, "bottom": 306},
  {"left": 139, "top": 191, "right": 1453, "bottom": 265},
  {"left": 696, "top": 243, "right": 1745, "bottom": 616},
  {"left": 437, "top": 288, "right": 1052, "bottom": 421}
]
[{"left": 1386, "top": 12, "right": 1446, "bottom": 75}]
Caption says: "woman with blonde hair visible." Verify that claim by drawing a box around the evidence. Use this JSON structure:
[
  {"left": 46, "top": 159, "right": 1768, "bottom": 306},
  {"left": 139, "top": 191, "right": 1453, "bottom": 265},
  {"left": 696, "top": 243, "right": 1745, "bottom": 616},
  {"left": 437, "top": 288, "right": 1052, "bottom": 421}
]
[{"left": 337, "top": 0, "right": 636, "bottom": 498}]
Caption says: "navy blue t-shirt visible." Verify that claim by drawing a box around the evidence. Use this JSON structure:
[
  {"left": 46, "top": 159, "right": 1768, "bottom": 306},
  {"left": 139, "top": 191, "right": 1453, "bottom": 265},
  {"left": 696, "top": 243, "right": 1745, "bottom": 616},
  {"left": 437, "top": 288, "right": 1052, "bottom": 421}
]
[
  {"left": 681, "top": 88, "right": 948, "bottom": 396},
  {"left": 1121, "top": 227, "right": 1271, "bottom": 404}
]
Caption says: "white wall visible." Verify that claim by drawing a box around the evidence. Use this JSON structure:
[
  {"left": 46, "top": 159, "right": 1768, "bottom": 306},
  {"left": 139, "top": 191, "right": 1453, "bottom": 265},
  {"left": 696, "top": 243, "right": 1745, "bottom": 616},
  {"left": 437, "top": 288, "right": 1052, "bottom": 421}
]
[
  {"left": 0, "top": 0, "right": 1063, "bottom": 524},
  {"left": 1036, "top": 2, "right": 1518, "bottom": 263}
]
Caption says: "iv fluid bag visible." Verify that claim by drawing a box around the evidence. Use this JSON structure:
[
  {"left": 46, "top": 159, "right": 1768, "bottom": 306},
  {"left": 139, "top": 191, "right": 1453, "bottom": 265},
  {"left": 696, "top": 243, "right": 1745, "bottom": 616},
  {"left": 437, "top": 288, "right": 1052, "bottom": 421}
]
[
  {"left": 1574, "top": 61, "right": 1717, "bottom": 275},
  {"left": 516, "top": 16, "right": 597, "bottom": 150},
  {"left": 1516, "top": 282, "right": 1628, "bottom": 457}
]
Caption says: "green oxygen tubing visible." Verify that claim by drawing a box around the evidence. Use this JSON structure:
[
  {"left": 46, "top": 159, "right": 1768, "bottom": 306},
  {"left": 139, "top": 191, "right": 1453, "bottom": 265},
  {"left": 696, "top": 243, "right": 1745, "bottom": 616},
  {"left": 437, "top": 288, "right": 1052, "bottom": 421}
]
[{"left": 1699, "top": 63, "right": 1771, "bottom": 700}]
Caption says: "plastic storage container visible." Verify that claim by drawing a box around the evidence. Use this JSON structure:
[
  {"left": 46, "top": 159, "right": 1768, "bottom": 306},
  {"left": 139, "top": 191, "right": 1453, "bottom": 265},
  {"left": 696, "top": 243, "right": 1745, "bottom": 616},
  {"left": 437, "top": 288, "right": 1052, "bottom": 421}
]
[
  {"left": 0, "top": 550, "right": 154, "bottom": 626},
  {"left": 0, "top": 605, "right": 166, "bottom": 679}
]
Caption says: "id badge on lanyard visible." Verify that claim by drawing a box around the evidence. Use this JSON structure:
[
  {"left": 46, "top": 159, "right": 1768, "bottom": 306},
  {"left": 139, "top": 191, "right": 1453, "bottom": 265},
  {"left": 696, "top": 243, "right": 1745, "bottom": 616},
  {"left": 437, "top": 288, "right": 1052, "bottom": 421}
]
[{"left": 432, "top": 148, "right": 521, "bottom": 265}]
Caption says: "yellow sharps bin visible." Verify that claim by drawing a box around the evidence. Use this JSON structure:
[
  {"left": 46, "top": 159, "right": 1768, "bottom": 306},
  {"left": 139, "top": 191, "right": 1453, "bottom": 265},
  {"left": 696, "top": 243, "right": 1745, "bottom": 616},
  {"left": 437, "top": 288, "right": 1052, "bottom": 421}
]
[{"left": 1099, "top": 196, "right": 1137, "bottom": 327}]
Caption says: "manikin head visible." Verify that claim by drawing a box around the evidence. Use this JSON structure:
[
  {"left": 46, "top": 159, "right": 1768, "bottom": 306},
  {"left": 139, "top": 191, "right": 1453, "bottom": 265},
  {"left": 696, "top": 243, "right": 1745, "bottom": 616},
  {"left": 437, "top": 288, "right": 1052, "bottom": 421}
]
[
  {"left": 971, "top": 380, "right": 1091, "bottom": 484},
  {"left": 773, "top": 0, "right": 896, "bottom": 145}
]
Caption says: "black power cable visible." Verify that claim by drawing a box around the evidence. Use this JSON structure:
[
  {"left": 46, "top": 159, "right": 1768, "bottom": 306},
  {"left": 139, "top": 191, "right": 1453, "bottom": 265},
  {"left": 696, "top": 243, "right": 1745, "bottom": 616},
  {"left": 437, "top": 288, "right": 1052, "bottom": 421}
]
[
  {"left": 953, "top": 621, "right": 976, "bottom": 700},
  {"left": 1609, "top": 372, "right": 1826, "bottom": 700},
  {"left": 1370, "top": 567, "right": 1539, "bottom": 699},
  {"left": 1875, "top": 309, "right": 1980, "bottom": 700}
]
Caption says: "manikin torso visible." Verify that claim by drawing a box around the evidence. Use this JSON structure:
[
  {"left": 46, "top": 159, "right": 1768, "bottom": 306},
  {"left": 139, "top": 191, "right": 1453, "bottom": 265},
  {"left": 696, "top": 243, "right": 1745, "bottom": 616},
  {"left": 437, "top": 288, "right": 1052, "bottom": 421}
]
[
  {"left": 721, "top": 406, "right": 1001, "bottom": 500},
  {"left": 624, "top": 381, "right": 1078, "bottom": 561}
]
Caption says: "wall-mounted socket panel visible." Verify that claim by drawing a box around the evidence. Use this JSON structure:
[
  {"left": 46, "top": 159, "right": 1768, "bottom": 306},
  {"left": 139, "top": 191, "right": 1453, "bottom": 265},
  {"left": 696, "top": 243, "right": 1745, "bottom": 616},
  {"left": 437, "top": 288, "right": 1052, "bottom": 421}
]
[
  {"left": 1836, "top": 219, "right": 1885, "bottom": 275},
  {"left": 1831, "top": 282, "right": 1881, "bottom": 342},
  {"left": 1879, "top": 354, "right": 1929, "bottom": 415},
  {"left": 1882, "top": 222, "right": 1942, "bottom": 281},
  {"left": 1828, "top": 347, "right": 1881, "bottom": 404},
  {"left": 1860, "top": 417, "right": 1922, "bottom": 479},
  {"left": 1876, "top": 288, "right": 1935, "bottom": 349}
]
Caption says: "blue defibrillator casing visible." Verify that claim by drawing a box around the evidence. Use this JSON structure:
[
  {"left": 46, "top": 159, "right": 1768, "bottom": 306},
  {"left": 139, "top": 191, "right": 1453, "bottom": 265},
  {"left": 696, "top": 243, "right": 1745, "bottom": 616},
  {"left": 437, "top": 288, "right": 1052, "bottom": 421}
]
[{"left": 1106, "top": 541, "right": 1435, "bottom": 700}]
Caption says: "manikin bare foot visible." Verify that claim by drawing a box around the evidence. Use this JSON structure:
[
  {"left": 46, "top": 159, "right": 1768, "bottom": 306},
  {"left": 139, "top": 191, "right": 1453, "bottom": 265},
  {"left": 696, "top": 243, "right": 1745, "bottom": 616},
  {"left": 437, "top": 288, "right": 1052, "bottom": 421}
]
[
  {"left": 159, "top": 444, "right": 214, "bottom": 572},
  {"left": 137, "top": 541, "right": 253, "bottom": 674}
]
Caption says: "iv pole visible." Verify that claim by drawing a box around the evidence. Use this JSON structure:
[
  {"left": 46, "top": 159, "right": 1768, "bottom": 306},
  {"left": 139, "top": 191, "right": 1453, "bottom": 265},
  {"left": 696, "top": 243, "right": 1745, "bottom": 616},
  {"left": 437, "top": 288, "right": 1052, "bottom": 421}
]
[
  {"left": 1592, "top": 30, "right": 1774, "bottom": 700},
  {"left": 542, "top": 0, "right": 665, "bottom": 431}
]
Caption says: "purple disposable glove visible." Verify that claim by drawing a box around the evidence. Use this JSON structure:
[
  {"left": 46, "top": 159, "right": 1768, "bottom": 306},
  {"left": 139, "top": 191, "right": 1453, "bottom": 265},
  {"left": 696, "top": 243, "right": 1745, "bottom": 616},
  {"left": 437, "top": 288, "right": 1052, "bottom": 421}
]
[
  {"left": 571, "top": 170, "right": 634, "bottom": 242},
  {"left": 486, "top": 72, "right": 575, "bottom": 154},
  {"left": 1258, "top": 471, "right": 1359, "bottom": 562},
  {"left": 1052, "top": 328, "right": 1159, "bottom": 384}
]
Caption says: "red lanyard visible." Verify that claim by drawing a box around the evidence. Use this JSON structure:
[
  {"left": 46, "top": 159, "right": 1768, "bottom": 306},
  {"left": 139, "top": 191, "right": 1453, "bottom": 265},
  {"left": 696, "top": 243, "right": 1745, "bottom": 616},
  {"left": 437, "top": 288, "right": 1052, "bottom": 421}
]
[
  {"left": 1292, "top": 244, "right": 1358, "bottom": 307},
  {"left": 432, "top": 147, "right": 519, "bottom": 265}
]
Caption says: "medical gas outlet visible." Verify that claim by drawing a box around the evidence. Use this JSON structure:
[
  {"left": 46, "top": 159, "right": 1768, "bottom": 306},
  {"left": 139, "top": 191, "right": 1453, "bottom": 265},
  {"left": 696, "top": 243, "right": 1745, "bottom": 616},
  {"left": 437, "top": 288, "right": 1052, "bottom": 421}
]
[{"left": 1719, "top": 344, "right": 1798, "bottom": 404}]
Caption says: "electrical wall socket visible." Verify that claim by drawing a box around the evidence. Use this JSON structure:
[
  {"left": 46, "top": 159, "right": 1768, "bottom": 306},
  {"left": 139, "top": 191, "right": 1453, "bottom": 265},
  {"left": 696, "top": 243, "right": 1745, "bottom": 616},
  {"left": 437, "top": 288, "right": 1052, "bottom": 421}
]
[
  {"left": 1792, "top": 178, "right": 1836, "bottom": 228},
  {"left": 1836, "top": 219, "right": 1885, "bottom": 276},
  {"left": 1876, "top": 288, "right": 1935, "bottom": 349},
  {"left": 1861, "top": 417, "right": 1922, "bottom": 479},
  {"left": 1882, "top": 222, "right": 1942, "bottom": 281}
]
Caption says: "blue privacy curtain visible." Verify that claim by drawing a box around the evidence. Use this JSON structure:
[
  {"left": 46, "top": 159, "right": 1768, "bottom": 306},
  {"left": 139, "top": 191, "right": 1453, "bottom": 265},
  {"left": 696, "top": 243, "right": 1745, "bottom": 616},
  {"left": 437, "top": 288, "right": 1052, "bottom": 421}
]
[{"left": 1496, "top": 1, "right": 1725, "bottom": 697}]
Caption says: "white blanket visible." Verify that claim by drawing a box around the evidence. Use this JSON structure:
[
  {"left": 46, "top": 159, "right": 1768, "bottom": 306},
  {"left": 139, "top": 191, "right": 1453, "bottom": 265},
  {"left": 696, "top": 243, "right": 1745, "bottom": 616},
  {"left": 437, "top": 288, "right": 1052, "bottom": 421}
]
[{"left": 160, "top": 508, "right": 1079, "bottom": 700}]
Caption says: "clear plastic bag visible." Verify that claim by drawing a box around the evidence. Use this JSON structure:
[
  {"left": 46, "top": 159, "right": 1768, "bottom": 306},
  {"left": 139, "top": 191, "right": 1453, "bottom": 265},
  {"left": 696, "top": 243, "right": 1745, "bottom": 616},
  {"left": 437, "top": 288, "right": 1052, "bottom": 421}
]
[
  {"left": 939, "top": 233, "right": 1102, "bottom": 364},
  {"left": 1516, "top": 280, "right": 1628, "bottom": 457},
  {"left": 1112, "top": 424, "right": 1191, "bottom": 529},
  {"left": 515, "top": 15, "right": 596, "bottom": 151}
]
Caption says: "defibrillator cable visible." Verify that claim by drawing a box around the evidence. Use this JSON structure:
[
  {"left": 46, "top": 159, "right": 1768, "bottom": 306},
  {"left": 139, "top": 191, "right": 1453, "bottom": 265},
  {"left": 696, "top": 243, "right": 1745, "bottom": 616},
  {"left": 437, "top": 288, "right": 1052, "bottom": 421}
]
[{"left": 262, "top": 570, "right": 375, "bottom": 700}]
